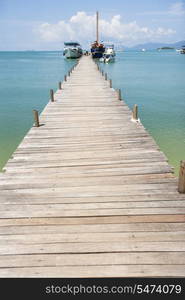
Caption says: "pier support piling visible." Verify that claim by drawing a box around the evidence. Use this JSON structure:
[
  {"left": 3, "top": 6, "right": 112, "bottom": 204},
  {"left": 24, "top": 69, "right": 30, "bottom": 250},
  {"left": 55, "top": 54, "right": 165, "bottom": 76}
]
[
  {"left": 178, "top": 161, "right": 185, "bottom": 193},
  {"left": 117, "top": 89, "right": 122, "bottom": 101},
  {"left": 58, "top": 81, "right": 62, "bottom": 90},
  {"left": 33, "top": 110, "right": 39, "bottom": 127},
  {"left": 132, "top": 104, "right": 138, "bottom": 121},
  {"left": 109, "top": 79, "right": 112, "bottom": 88},
  {"left": 50, "top": 89, "right": 54, "bottom": 102}
]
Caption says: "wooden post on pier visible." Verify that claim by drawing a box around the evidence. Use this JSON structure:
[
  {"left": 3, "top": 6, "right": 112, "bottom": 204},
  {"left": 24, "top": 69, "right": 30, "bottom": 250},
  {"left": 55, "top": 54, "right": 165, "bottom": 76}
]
[
  {"left": 50, "top": 89, "right": 54, "bottom": 102},
  {"left": 58, "top": 81, "right": 62, "bottom": 90},
  {"left": 117, "top": 89, "right": 122, "bottom": 101},
  {"left": 32, "top": 110, "right": 39, "bottom": 127},
  {"left": 102, "top": 70, "right": 104, "bottom": 76},
  {"left": 109, "top": 79, "right": 112, "bottom": 88},
  {"left": 68, "top": 70, "right": 71, "bottom": 77},
  {"left": 178, "top": 161, "right": 185, "bottom": 193},
  {"left": 132, "top": 104, "right": 138, "bottom": 121},
  {"left": 64, "top": 75, "right": 67, "bottom": 81},
  {"left": 105, "top": 73, "right": 107, "bottom": 80}
]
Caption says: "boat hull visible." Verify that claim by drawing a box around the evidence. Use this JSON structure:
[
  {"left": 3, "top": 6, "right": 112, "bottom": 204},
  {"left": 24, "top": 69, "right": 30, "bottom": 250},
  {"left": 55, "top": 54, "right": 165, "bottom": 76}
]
[
  {"left": 99, "top": 45, "right": 116, "bottom": 63},
  {"left": 91, "top": 47, "right": 105, "bottom": 59},
  {"left": 64, "top": 48, "right": 82, "bottom": 59},
  {"left": 100, "top": 56, "right": 115, "bottom": 63}
]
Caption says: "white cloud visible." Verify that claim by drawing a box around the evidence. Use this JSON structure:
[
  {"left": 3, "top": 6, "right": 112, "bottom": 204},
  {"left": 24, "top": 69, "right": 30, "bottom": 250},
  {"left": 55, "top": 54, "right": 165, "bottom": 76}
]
[
  {"left": 37, "top": 11, "right": 176, "bottom": 46},
  {"left": 168, "top": 2, "right": 185, "bottom": 15},
  {"left": 136, "top": 1, "right": 185, "bottom": 17}
]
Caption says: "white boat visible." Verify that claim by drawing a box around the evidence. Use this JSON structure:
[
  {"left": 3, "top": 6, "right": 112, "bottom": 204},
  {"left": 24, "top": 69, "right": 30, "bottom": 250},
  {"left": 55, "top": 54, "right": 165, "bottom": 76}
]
[
  {"left": 99, "top": 44, "right": 115, "bottom": 63},
  {"left": 141, "top": 48, "right": 146, "bottom": 52},
  {"left": 180, "top": 46, "right": 185, "bottom": 54},
  {"left": 63, "top": 42, "right": 83, "bottom": 59},
  {"left": 100, "top": 53, "right": 115, "bottom": 63},
  {"left": 176, "top": 46, "right": 185, "bottom": 54}
]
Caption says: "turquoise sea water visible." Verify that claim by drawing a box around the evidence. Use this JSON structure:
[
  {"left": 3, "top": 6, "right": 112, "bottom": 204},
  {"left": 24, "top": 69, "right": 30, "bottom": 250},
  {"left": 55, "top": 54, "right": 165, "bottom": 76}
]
[
  {"left": 0, "top": 50, "right": 184, "bottom": 174},
  {"left": 0, "top": 51, "right": 75, "bottom": 171},
  {"left": 100, "top": 50, "right": 185, "bottom": 175}
]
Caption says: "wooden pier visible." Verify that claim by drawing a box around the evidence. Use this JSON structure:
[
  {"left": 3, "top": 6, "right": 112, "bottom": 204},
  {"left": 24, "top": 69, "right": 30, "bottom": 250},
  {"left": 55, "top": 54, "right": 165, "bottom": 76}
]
[{"left": 0, "top": 55, "right": 185, "bottom": 277}]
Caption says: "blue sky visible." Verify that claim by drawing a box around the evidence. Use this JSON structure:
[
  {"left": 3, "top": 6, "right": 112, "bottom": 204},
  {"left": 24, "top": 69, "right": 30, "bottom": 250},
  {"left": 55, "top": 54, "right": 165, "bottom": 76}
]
[{"left": 0, "top": 0, "right": 184, "bottom": 50}]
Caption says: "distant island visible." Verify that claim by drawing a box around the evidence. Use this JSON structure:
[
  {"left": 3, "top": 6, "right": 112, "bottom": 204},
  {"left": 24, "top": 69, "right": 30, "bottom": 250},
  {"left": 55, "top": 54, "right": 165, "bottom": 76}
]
[
  {"left": 128, "top": 40, "right": 185, "bottom": 50},
  {"left": 157, "top": 47, "right": 175, "bottom": 50}
]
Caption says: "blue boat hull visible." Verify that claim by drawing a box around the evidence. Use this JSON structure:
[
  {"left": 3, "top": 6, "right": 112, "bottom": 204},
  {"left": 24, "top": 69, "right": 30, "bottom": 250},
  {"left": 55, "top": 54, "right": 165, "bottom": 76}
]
[{"left": 91, "top": 47, "right": 105, "bottom": 58}]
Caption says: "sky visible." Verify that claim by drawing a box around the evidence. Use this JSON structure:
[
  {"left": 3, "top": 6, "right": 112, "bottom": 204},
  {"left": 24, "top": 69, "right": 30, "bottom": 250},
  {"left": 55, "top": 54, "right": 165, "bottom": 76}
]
[{"left": 0, "top": 0, "right": 184, "bottom": 50}]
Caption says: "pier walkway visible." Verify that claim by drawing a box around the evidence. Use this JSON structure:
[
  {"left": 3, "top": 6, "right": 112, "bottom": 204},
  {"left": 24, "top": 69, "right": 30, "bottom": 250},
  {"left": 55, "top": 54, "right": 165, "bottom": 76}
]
[{"left": 0, "top": 56, "right": 185, "bottom": 277}]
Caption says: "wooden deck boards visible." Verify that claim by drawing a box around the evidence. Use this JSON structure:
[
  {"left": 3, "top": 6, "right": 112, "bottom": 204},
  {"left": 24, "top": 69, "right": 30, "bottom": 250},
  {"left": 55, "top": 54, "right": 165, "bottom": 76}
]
[{"left": 0, "top": 55, "right": 185, "bottom": 277}]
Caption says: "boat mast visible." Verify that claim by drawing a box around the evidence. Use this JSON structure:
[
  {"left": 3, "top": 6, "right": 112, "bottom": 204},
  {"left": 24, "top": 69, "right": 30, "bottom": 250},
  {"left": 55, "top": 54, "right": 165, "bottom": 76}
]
[{"left": 96, "top": 11, "right": 99, "bottom": 43}]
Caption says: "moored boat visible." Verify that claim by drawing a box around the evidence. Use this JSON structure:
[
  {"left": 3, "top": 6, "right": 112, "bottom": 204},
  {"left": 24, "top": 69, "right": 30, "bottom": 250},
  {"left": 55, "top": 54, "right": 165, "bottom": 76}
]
[
  {"left": 180, "top": 46, "right": 185, "bottom": 54},
  {"left": 91, "top": 12, "right": 105, "bottom": 59},
  {"left": 63, "top": 42, "right": 83, "bottom": 59},
  {"left": 99, "top": 44, "right": 116, "bottom": 63},
  {"left": 91, "top": 41, "right": 105, "bottom": 58},
  {"left": 100, "top": 53, "right": 115, "bottom": 63}
]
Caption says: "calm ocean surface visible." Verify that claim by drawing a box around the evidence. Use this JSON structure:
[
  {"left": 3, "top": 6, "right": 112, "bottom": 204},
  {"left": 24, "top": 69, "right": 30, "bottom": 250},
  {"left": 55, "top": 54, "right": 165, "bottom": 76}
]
[{"left": 0, "top": 50, "right": 184, "bottom": 174}]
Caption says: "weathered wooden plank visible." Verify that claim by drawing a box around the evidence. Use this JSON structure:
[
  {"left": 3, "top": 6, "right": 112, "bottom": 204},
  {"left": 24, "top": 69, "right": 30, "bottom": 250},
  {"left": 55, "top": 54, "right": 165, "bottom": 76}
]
[
  {"left": 1, "top": 231, "right": 185, "bottom": 244},
  {"left": 8, "top": 154, "right": 168, "bottom": 164},
  {"left": 0, "top": 265, "right": 185, "bottom": 278},
  {"left": 0, "top": 223, "right": 184, "bottom": 235},
  {"left": 1, "top": 194, "right": 184, "bottom": 204},
  {"left": 1, "top": 208, "right": 185, "bottom": 218},
  {"left": 7, "top": 156, "right": 169, "bottom": 168},
  {"left": 0, "top": 215, "right": 184, "bottom": 226},
  {"left": 1, "top": 200, "right": 184, "bottom": 212},
  {"left": 0, "top": 179, "right": 178, "bottom": 191},
  {"left": 0, "top": 175, "right": 177, "bottom": 188},
  {"left": 0, "top": 241, "right": 184, "bottom": 255},
  {"left": 0, "top": 183, "right": 178, "bottom": 195},
  {"left": 0, "top": 252, "right": 184, "bottom": 268},
  {"left": 3, "top": 166, "right": 173, "bottom": 177}
]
